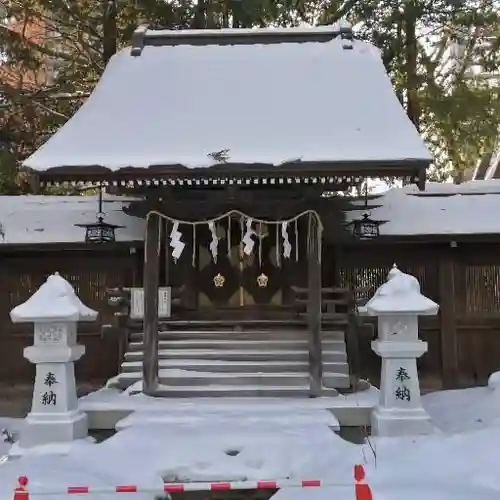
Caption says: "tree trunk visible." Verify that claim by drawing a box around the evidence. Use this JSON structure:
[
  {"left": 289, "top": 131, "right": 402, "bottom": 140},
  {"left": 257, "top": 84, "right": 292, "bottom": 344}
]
[
  {"left": 103, "top": 0, "right": 117, "bottom": 66},
  {"left": 404, "top": 2, "right": 420, "bottom": 131},
  {"left": 194, "top": 0, "right": 206, "bottom": 29}
]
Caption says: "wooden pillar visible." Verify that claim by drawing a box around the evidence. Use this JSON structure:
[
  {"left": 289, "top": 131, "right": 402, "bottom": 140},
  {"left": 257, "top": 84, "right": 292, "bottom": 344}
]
[
  {"left": 438, "top": 245, "right": 459, "bottom": 388},
  {"left": 417, "top": 168, "right": 426, "bottom": 191},
  {"left": 164, "top": 219, "right": 169, "bottom": 288},
  {"left": 130, "top": 247, "right": 140, "bottom": 286},
  {"left": 189, "top": 241, "right": 200, "bottom": 309},
  {"left": 142, "top": 213, "right": 161, "bottom": 395},
  {"left": 307, "top": 215, "right": 323, "bottom": 397}
]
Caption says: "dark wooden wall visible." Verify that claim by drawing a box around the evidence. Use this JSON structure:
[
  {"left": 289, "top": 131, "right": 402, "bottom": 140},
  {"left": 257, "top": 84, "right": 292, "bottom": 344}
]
[
  {"left": 0, "top": 245, "right": 137, "bottom": 385},
  {"left": 338, "top": 241, "right": 500, "bottom": 390},
  {"left": 2, "top": 239, "right": 500, "bottom": 391}
]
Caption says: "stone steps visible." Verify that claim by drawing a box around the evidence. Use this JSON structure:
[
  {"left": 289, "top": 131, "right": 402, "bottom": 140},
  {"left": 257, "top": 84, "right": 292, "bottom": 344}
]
[
  {"left": 115, "top": 370, "right": 350, "bottom": 388},
  {"left": 121, "top": 359, "right": 349, "bottom": 374},
  {"left": 125, "top": 348, "right": 347, "bottom": 363},
  {"left": 129, "top": 329, "right": 346, "bottom": 341},
  {"left": 124, "top": 348, "right": 348, "bottom": 363},
  {"left": 143, "top": 385, "right": 341, "bottom": 398},
  {"left": 128, "top": 338, "right": 346, "bottom": 351},
  {"left": 109, "top": 323, "right": 351, "bottom": 396}
]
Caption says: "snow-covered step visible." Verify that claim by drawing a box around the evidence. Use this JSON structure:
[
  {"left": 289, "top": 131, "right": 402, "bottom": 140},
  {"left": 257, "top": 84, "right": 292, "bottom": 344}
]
[
  {"left": 138, "top": 385, "right": 340, "bottom": 398},
  {"left": 121, "top": 359, "right": 350, "bottom": 374},
  {"left": 156, "top": 319, "right": 316, "bottom": 328},
  {"left": 111, "top": 321, "right": 351, "bottom": 397},
  {"left": 124, "top": 348, "right": 347, "bottom": 363},
  {"left": 128, "top": 339, "right": 346, "bottom": 351},
  {"left": 115, "top": 370, "right": 350, "bottom": 388},
  {"left": 129, "top": 329, "right": 346, "bottom": 341},
  {"left": 115, "top": 408, "right": 340, "bottom": 430}
]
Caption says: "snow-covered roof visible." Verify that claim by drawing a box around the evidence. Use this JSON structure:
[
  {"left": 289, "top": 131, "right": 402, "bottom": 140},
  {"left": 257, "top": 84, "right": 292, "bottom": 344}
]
[
  {"left": 2, "top": 180, "right": 500, "bottom": 247},
  {"left": 348, "top": 180, "right": 500, "bottom": 236},
  {"left": 0, "top": 195, "right": 144, "bottom": 245},
  {"left": 24, "top": 24, "right": 431, "bottom": 173}
]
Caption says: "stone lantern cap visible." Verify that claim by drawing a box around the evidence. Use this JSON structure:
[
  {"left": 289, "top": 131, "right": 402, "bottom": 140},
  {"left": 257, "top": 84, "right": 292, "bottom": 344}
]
[
  {"left": 364, "top": 264, "right": 439, "bottom": 316},
  {"left": 10, "top": 272, "right": 98, "bottom": 323}
]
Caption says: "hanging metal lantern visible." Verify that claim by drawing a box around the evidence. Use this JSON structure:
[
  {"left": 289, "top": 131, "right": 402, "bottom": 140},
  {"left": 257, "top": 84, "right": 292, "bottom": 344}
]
[
  {"left": 348, "top": 179, "right": 381, "bottom": 240},
  {"left": 76, "top": 216, "right": 124, "bottom": 244},
  {"left": 75, "top": 186, "right": 124, "bottom": 243},
  {"left": 349, "top": 213, "right": 380, "bottom": 240}
]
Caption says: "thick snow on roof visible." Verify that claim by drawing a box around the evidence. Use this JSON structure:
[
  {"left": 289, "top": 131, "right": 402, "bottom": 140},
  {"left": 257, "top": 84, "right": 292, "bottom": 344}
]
[
  {"left": 348, "top": 180, "right": 500, "bottom": 236},
  {"left": 0, "top": 195, "right": 144, "bottom": 245},
  {"left": 403, "top": 179, "right": 500, "bottom": 195},
  {"left": 2, "top": 180, "right": 500, "bottom": 246},
  {"left": 24, "top": 28, "right": 431, "bottom": 171}
]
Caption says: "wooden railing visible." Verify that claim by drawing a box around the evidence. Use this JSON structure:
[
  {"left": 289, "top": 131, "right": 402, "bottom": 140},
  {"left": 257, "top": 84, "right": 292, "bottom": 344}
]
[
  {"left": 105, "top": 284, "right": 364, "bottom": 395},
  {"left": 291, "top": 286, "right": 372, "bottom": 392},
  {"left": 104, "top": 286, "right": 183, "bottom": 371},
  {"left": 291, "top": 286, "right": 352, "bottom": 394}
]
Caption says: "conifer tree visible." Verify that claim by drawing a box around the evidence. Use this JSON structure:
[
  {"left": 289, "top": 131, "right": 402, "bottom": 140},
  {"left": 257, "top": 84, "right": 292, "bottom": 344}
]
[{"left": 1, "top": 0, "right": 499, "bottom": 189}]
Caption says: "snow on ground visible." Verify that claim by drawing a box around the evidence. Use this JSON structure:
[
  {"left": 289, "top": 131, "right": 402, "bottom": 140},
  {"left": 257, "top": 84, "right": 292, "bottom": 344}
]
[
  {"left": 79, "top": 422, "right": 352, "bottom": 484},
  {"left": 0, "top": 453, "right": 153, "bottom": 500},
  {"left": 0, "top": 418, "right": 24, "bottom": 456},
  {"left": 423, "top": 386, "right": 500, "bottom": 433},
  {"left": 274, "top": 483, "right": 498, "bottom": 500},
  {"left": 0, "top": 378, "right": 499, "bottom": 500}
]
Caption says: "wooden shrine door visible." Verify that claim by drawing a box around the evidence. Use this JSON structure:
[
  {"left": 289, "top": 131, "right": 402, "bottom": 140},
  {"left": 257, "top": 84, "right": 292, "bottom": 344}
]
[{"left": 196, "top": 219, "right": 286, "bottom": 308}]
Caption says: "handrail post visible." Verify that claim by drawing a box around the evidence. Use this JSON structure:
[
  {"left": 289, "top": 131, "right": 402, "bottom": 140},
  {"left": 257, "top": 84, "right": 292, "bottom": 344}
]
[
  {"left": 307, "top": 216, "right": 322, "bottom": 396},
  {"left": 143, "top": 213, "right": 161, "bottom": 395}
]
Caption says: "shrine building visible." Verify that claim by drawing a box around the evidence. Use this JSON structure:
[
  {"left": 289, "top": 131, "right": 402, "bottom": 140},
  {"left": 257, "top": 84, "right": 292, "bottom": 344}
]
[{"left": 19, "top": 23, "right": 434, "bottom": 398}]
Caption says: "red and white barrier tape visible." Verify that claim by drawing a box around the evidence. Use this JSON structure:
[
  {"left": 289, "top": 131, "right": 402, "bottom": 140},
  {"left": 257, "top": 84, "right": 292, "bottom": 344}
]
[
  {"left": 16, "top": 479, "right": 354, "bottom": 495},
  {"left": 14, "top": 465, "right": 372, "bottom": 499},
  {"left": 164, "top": 479, "right": 331, "bottom": 493}
]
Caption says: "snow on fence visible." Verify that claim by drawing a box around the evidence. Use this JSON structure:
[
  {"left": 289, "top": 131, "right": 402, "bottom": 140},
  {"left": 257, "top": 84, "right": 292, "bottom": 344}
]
[{"left": 12, "top": 465, "right": 373, "bottom": 499}]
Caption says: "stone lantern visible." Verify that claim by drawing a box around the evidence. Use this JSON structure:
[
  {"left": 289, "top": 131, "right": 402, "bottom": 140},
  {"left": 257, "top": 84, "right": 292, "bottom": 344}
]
[
  {"left": 9, "top": 272, "right": 98, "bottom": 454},
  {"left": 364, "top": 264, "right": 439, "bottom": 437}
]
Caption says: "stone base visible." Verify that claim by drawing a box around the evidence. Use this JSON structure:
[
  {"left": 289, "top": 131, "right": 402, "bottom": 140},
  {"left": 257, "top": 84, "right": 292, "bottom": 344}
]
[
  {"left": 371, "top": 406, "right": 435, "bottom": 437},
  {"left": 18, "top": 409, "right": 88, "bottom": 449}
]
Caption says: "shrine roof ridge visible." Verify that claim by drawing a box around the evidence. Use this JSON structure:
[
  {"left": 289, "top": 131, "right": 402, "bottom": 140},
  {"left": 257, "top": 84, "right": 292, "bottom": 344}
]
[{"left": 131, "top": 23, "right": 353, "bottom": 55}]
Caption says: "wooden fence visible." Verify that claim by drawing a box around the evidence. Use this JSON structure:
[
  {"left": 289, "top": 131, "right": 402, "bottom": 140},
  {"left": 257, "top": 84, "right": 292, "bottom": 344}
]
[
  {"left": 1, "top": 240, "right": 500, "bottom": 390},
  {"left": 0, "top": 247, "right": 136, "bottom": 384},
  {"left": 338, "top": 241, "right": 500, "bottom": 389}
]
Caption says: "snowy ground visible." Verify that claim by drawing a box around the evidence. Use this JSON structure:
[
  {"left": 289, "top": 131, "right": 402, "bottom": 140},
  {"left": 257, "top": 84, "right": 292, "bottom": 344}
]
[{"left": 0, "top": 378, "right": 499, "bottom": 500}]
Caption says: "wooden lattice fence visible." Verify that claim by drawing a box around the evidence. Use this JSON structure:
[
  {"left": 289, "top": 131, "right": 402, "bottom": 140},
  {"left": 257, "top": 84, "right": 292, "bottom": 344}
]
[
  {"left": 339, "top": 241, "right": 500, "bottom": 390},
  {"left": 0, "top": 240, "right": 500, "bottom": 390},
  {"left": 0, "top": 247, "right": 135, "bottom": 383}
]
